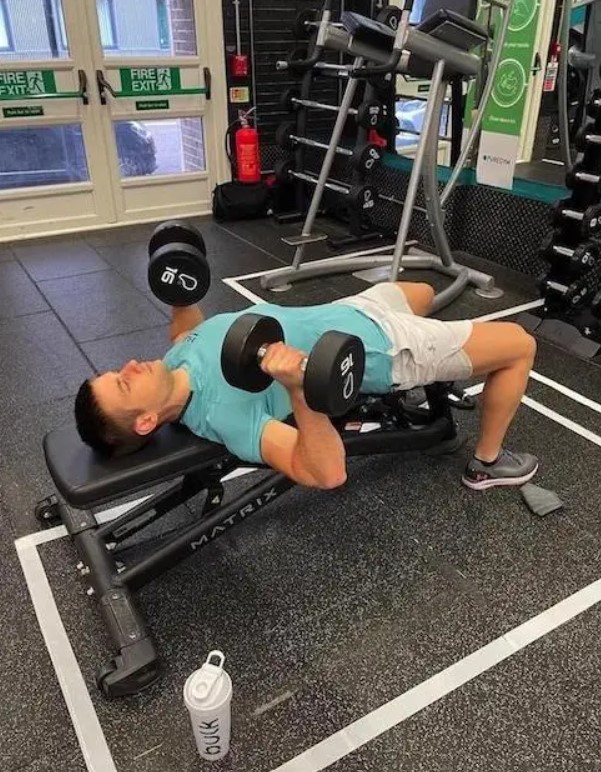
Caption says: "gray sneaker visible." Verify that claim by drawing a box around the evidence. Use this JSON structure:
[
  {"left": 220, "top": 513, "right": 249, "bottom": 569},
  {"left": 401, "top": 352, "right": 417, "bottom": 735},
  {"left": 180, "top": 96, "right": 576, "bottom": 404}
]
[{"left": 462, "top": 449, "right": 539, "bottom": 491}]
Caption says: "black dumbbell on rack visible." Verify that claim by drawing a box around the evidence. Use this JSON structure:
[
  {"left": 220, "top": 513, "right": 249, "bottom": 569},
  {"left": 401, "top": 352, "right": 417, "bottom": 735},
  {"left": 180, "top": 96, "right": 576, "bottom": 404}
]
[
  {"left": 274, "top": 159, "right": 377, "bottom": 214},
  {"left": 221, "top": 312, "right": 365, "bottom": 416},
  {"left": 575, "top": 122, "right": 601, "bottom": 153},
  {"left": 276, "top": 121, "right": 383, "bottom": 174},
  {"left": 565, "top": 163, "right": 601, "bottom": 194},
  {"left": 586, "top": 89, "right": 601, "bottom": 121},
  {"left": 148, "top": 220, "right": 210, "bottom": 306},
  {"left": 280, "top": 88, "right": 386, "bottom": 131},
  {"left": 551, "top": 199, "right": 601, "bottom": 238},
  {"left": 540, "top": 233, "right": 600, "bottom": 274},
  {"left": 539, "top": 274, "right": 596, "bottom": 309}
]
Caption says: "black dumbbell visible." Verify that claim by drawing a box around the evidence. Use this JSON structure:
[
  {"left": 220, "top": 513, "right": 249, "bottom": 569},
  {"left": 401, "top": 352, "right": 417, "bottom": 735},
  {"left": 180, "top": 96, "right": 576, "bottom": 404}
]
[
  {"left": 539, "top": 275, "right": 596, "bottom": 309},
  {"left": 565, "top": 163, "right": 601, "bottom": 194},
  {"left": 221, "top": 313, "right": 365, "bottom": 416},
  {"left": 540, "top": 233, "right": 600, "bottom": 275},
  {"left": 274, "top": 159, "right": 377, "bottom": 214},
  {"left": 591, "top": 289, "right": 601, "bottom": 319},
  {"left": 376, "top": 6, "right": 402, "bottom": 30},
  {"left": 148, "top": 220, "right": 210, "bottom": 306},
  {"left": 280, "top": 88, "right": 386, "bottom": 131},
  {"left": 552, "top": 199, "right": 601, "bottom": 237},
  {"left": 575, "top": 122, "right": 601, "bottom": 153},
  {"left": 275, "top": 121, "right": 382, "bottom": 174},
  {"left": 586, "top": 89, "right": 601, "bottom": 121},
  {"left": 292, "top": 9, "right": 318, "bottom": 38}
]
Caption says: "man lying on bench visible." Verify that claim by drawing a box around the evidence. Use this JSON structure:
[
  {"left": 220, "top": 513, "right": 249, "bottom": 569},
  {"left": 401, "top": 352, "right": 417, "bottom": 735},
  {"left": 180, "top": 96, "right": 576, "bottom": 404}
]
[{"left": 74, "top": 281, "right": 538, "bottom": 491}]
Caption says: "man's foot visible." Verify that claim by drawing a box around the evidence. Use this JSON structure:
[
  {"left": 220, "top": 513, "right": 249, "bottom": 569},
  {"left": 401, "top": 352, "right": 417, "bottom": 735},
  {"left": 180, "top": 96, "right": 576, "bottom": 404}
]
[{"left": 462, "top": 449, "right": 539, "bottom": 491}]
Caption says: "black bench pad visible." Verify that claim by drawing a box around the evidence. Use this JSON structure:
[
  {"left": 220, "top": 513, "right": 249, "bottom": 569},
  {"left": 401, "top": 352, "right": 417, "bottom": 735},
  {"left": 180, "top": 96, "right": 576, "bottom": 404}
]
[{"left": 44, "top": 424, "right": 229, "bottom": 509}]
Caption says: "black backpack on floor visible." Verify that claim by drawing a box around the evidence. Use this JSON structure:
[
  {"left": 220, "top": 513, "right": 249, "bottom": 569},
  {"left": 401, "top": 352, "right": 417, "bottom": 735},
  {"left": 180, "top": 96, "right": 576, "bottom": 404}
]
[{"left": 211, "top": 181, "right": 271, "bottom": 222}]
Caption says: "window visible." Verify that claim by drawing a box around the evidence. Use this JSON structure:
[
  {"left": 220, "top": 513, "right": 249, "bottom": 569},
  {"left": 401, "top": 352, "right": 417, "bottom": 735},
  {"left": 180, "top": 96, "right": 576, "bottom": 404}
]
[
  {"left": 97, "top": 0, "right": 117, "bottom": 50},
  {"left": 51, "top": 0, "right": 69, "bottom": 51},
  {"left": 157, "top": 0, "right": 171, "bottom": 50},
  {"left": 0, "top": 0, "right": 14, "bottom": 51}
]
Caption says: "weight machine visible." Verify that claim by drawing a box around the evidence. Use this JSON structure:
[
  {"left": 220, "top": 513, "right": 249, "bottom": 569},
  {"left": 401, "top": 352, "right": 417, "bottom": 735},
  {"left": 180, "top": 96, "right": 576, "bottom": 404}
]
[{"left": 262, "top": 0, "right": 513, "bottom": 313}]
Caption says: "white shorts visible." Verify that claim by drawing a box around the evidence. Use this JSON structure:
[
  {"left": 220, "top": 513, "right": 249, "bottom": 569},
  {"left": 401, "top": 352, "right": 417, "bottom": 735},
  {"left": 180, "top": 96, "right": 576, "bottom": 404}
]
[{"left": 333, "top": 283, "right": 474, "bottom": 390}]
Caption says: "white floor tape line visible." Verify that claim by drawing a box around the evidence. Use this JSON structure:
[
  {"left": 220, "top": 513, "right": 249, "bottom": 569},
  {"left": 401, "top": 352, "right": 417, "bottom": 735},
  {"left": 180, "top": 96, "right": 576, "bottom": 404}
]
[
  {"left": 16, "top": 540, "right": 118, "bottom": 772},
  {"left": 529, "top": 371, "right": 601, "bottom": 415},
  {"left": 471, "top": 299, "right": 543, "bottom": 322},
  {"left": 269, "top": 576, "right": 601, "bottom": 772}
]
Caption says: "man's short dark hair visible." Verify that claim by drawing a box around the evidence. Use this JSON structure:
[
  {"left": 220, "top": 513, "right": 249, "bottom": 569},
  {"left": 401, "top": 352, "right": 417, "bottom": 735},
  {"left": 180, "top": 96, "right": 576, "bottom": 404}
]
[{"left": 74, "top": 379, "right": 147, "bottom": 457}]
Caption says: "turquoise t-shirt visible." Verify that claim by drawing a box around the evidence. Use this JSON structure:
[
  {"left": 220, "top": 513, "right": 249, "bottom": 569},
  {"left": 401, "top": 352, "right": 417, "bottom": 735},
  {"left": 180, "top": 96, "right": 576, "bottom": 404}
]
[{"left": 163, "top": 303, "right": 393, "bottom": 463}]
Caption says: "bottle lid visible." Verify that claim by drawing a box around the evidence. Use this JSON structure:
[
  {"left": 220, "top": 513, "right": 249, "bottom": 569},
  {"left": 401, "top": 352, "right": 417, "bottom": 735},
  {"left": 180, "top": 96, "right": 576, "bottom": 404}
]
[{"left": 187, "top": 651, "right": 226, "bottom": 706}]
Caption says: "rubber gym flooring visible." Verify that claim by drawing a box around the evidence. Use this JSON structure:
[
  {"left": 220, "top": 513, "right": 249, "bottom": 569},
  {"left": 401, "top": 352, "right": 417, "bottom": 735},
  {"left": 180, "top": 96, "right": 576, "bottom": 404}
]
[{"left": 2, "top": 217, "right": 601, "bottom": 772}]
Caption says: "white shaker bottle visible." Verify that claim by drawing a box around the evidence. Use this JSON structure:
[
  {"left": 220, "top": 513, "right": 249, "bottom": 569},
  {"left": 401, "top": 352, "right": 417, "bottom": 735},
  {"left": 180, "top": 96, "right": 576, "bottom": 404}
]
[{"left": 184, "top": 650, "right": 232, "bottom": 761}]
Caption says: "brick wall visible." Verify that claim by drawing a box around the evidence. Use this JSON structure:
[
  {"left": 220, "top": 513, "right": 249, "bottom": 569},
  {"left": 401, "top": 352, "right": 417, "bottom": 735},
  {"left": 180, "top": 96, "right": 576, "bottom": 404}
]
[{"left": 170, "top": 0, "right": 204, "bottom": 170}]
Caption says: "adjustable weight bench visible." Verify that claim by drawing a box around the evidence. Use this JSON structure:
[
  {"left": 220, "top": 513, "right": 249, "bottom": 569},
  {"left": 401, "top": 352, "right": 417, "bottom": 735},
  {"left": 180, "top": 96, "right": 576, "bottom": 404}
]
[{"left": 38, "top": 383, "right": 467, "bottom": 698}]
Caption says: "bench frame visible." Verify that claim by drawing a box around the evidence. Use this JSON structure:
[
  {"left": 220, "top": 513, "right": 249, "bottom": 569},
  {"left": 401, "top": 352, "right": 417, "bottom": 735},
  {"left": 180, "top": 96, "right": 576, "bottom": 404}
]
[{"left": 39, "top": 383, "right": 466, "bottom": 698}]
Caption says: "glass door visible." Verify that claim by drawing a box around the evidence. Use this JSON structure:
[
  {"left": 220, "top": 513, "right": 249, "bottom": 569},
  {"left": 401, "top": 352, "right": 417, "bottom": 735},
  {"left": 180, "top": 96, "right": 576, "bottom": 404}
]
[
  {"left": 85, "top": 0, "right": 228, "bottom": 225},
  {"left": 0, "top": 0, "right": 228, "bottom": 241},
  {"left": 0, "top": 0, "right": 115, "bottom": 239}
]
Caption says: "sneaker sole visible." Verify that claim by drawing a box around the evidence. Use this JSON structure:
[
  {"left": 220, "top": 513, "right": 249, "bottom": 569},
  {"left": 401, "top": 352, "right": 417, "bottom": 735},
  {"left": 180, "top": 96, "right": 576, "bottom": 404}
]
[{"left": 461, "top": 464, "right": 539, "bottom": 491}]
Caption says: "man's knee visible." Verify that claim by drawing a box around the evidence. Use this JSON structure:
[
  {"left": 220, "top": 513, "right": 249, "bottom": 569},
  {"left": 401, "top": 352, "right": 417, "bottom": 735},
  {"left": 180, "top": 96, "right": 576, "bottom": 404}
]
[{"left": 514, "top": 325, "right": 537, "bottom": 363}]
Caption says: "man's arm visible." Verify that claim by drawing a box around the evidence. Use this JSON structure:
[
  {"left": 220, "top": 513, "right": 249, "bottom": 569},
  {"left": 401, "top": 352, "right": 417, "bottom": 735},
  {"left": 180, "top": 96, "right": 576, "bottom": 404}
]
[
  {"left": 259, "top": 343, "right": 347, "bottom": 490},
  {"left": 169, "top": 305, "right": 204, "bottom": 343}
]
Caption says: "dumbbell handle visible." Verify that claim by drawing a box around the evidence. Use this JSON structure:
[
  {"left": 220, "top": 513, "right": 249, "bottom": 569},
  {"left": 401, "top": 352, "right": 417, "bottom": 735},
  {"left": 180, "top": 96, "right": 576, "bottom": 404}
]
[
  {"left": 552, "top": 244, "right": 576, "bottom": 257},
  {"left": 546, "top": 280, "right": 569, "bottom": 292},
  {"left": 290, "top": 95, "right": 359, "bottom": 117},
  {"left": 257, "top": 344, "right": 308, "bottom": 373},
  {"left": 582, "top": 132, "right": 601, "bottom": 146},
  {"left": 288, "top": 131, "right": 353, "bottom": 157},
  {"left": 559, "top": 208, "right": 585, "bottom": 223},
  {"left": 573, "top": 170, "right": 601, "bottom": 185},
  {"left": 291, "top": 169, "right": 353, "bottom": 196}
]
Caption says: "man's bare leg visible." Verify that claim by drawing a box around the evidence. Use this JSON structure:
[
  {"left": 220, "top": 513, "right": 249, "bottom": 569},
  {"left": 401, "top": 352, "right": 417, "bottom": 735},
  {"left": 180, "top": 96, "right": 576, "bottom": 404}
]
[
  {"left": 393, "top": 282, "right": 435, "bottom": 317},
  {"left": 461, "top": 321, "right": 538, "bottom": 489}
]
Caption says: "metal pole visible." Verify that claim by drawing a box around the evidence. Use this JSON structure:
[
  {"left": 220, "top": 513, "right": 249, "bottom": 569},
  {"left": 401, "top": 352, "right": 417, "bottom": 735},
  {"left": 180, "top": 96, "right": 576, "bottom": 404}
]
[
  {"left": 390, "top": 59, "right": 446, "bottom": 281},
  {"left": 291, "top": 57, "right": 364, "bottom": 269},
  {"left": 558, "top": 0, "right": 573, "bottom": 169}
]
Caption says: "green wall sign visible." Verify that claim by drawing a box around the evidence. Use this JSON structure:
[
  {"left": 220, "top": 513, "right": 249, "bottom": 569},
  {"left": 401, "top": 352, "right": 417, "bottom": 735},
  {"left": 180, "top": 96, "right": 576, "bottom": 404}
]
[
  {"left": 0, "top": 70, "right": 57, "bottom": 99},
  {"left": 120, "top": 67, "right": 181, "bottom": 95}
]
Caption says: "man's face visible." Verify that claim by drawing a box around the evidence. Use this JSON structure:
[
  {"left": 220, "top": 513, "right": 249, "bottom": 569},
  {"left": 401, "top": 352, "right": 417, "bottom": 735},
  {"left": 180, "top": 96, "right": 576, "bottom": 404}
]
[{"left": 92, "top": 359, "right": 173, "bottom": 434}]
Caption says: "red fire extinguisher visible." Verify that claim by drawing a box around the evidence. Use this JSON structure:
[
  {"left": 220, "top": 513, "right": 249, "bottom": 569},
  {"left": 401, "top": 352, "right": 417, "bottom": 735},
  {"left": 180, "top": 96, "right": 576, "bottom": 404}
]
[
  {"left": 543, "top": 41, "right": 561, "bottom": 93},
  {"left": 233, "top": 109, "right": 261, "bottom": 183}
]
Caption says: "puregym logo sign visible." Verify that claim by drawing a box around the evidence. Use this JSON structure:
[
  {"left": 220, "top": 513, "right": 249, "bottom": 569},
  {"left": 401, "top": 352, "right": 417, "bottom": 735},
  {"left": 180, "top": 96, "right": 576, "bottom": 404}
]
[{"left": 482, "top": 155, "right": 511, "bottom": 167}]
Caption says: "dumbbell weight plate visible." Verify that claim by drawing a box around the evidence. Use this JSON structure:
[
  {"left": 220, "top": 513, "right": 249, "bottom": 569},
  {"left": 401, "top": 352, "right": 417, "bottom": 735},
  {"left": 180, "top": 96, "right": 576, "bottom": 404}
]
[
  {"left": 149, "top": 219, "right": 206, "bottom": 260},
  {"left": 275, "top": 121, "right": 296, "bottom": 151},
  {"left": 376, "top": 7, "right": 401, "bottom": 30},
  {"left": 571, "top": 242, "right": 599, "bottom": 273},
  {"left": 304, "top": 331, "right": 365, "bottom": 416},
  {"left": 356, "top": 100, "right": 386, "bottom": 131},
  {"left": 352, "top": 143, "right": 383, "bottom": 173},
  {"left": 221, "top": 313, "right": 284, "bottom": 393},
  {"left": 591, "top": 289, "right": 601, "bottom": 319},
  {"left": 274, "top": 159, "right": 294, "bottom": 185},
  {"left": 148, "top": 243, "right": 210, "bottom": 307},
  {"left": 280, "top": 87, "right": 300, "bottom": 112},
  {"left": 350, "top": 185, "right": 377, "bottom": 212},
  {"left": 292, "top": 9, "right": 318, "bottom": 39}
]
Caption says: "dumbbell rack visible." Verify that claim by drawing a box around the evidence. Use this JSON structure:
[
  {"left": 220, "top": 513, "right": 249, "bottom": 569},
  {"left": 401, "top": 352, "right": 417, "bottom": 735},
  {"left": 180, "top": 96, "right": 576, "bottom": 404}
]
[
  {"left": 539, "top": 94, "right": 601, "bottom": 322},
  {"left": 274, "top": 1, "right": 392, "bottom": 249},
  {"left": 519, "top": 91, "right": 601, "bottom": 359}
]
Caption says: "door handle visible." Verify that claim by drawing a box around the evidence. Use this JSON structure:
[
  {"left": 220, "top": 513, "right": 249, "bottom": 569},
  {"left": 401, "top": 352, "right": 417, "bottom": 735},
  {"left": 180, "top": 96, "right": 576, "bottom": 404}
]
[
  {"left": 203, "top": 67, "right": 212, "bottom": 100},
  {"left": 78, "top": 69, "right": 89, "bottom": 105},
  {"left": 96, "top": 70, "right": 116, "bottom": 105}
]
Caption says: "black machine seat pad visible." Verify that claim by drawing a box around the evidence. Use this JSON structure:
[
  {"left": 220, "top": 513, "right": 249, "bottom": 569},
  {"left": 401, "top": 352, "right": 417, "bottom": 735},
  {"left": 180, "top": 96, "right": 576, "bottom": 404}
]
[
  {"left": 342, "top": 9, "right": 486, "bottom": 53},
  {"left": 44, "top": 423, "right": 230, "bottom": 509}
]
